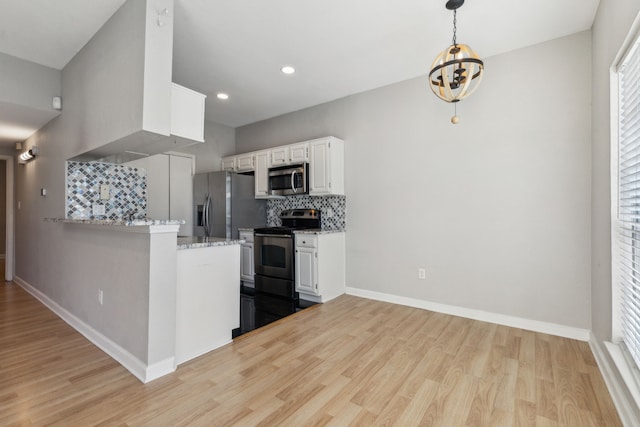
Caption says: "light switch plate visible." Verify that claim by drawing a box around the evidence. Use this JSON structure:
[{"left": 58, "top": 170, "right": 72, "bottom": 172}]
[
  {"left": 99, "top": 184, "right": 110, "bottom": 200},
  {"left": 93, "top": 204, "right": 106, "bottom": 216}
]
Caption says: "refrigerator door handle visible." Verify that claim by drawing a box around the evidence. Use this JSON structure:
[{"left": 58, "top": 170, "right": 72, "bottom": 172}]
[
  {"left": 202, "top": 195, "right": 207, "bottom": 235},
  {"left": 204, "top": 193, "right": 211, "bottom": 236},
  {"left": 209, "top": 195, "right": 213, "bottom": 236}
]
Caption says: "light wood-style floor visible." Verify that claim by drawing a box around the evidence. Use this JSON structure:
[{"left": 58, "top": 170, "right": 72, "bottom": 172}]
[{"left": 1, "top": 283, "right": 621, "bottom": 426}]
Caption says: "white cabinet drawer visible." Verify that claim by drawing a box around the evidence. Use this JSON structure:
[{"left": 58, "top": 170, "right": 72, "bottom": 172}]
[
  {"left": 296, "top": 235, "right": 317, "bottom": 248},
  {"left": 239, "top": 231, "right": 254, "bottom": 243}
]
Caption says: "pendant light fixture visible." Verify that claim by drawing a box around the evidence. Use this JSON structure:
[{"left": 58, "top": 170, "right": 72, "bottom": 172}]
[{"left": 429, "top": 0, "right": 484, "bottom": 124}]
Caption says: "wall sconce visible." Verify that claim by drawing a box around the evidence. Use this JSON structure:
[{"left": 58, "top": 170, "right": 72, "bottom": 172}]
[{"left": 19, "top": 146, "right": 39, "bottom": 164}]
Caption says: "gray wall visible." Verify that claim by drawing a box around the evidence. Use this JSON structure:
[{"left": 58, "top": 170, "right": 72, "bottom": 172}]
[
  {"left": 0, "top": 52, "right": 61, "bottom": 111},
  {"left": 177, "top": 120, "right": 236, "bottom": 173},
  {"left": 61, "top": 0, "right": 146, "bottom": 156},
  {"left": 237, "top": 31, "right": 593, "bottom": 330},
  {"left": 15, "top": 0, "right": 174, "bottom": 364},
  {"left": 590, "top": 0, "right": 640, "bottom": 343}
]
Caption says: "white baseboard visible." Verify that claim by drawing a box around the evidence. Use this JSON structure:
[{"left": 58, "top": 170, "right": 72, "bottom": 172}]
[
  {"left": 346, "top": 287, "right": 591, "bottom": 341},
  {"left": 590, "top": 334, "right": 639, "bottom": 426},
  {"left": 14, "top": 276, "right": 175, "bottom": 383}
]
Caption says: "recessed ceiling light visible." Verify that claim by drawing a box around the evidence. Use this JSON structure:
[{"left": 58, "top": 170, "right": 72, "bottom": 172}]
[
  {"left": 217, "top": 93, "right": 229, "bottom": 100},
  {"left": 281, "top": 66, "right": 296, "bottom": 75}
]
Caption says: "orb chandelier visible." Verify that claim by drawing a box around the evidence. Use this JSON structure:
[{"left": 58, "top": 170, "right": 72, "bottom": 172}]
[{"left": 429, "top": 0, "right": 484, "bottom": 124}]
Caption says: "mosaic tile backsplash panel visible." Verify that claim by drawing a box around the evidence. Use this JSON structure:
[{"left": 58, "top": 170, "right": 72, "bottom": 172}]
[
  {"left": 66, "top": 161, "right": 147, "bottom": 220},
  {"left": 267, "top": 195, "right": 346, "bottom": 231}
]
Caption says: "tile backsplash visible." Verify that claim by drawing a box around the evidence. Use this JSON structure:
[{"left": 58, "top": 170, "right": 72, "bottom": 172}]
[
  {"left": 66, "top": 161, "right": 147, "bottom": 220},
  {"left": 267, "top": 195, "right": 346, "bottom": 231}
]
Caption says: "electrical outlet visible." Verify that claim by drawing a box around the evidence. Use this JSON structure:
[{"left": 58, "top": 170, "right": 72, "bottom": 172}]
[
  {"left": 98, "top": 289, "right": 103, "bottom": 305},
  {"left": 418, "top": 268, "right": 426, "bottom": 280},
  {"left": 326, "top": 207, "right": 334, "bottom": 218},
  {"left": 99, "top": 184, "right": 110, "bottom": 200}
]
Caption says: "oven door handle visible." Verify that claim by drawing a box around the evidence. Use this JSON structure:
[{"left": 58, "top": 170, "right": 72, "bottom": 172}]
[{"left": 255, "top": 233, "right": 292, "bottom": 238}]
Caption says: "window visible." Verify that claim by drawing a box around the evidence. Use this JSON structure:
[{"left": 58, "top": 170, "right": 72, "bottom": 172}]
[{"left": 614, "top": 27, "right": 640, "bottom": 374}]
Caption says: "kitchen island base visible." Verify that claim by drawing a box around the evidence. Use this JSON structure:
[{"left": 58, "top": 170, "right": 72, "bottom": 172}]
[{"left": 176, "top": 243, "right": 240, "bottom": 365}]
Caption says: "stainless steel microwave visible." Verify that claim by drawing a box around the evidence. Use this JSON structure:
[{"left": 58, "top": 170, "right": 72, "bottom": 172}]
[{"left": 268, "top": 163, "right": 308, "bottom": 196}]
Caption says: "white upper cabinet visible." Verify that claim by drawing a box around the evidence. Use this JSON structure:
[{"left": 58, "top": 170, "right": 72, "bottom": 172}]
[
  {"left": 270, "top": 146, "right": 289, "bottom": 167},
  {"left": 222, "top": 136, "right": 344, "bottom": 198},
  {"left": 221, "top": 156, "right": 236, "bottom": 171},
  {"left": 271, "top": 143, "right": 308, "bottom": 166},
  {"left": 254, "top": 151, "right": 270, "bottom": 198},
  {"left": 289, "top": 142, "right": 309, "bottom": 163},
  {"left": 309, "top": 137, "right": 344, "bottom": 196},
  {"left": 236, "top": 153, "right": 255, "bottom": 172},
  {"left": 171, "top": 83, "right": 206, "bottom": 143}
]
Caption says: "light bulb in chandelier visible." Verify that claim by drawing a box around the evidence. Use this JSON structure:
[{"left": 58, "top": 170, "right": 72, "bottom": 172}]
[{"left": 428, "top": 0, "right": 484, "bottom": 104}]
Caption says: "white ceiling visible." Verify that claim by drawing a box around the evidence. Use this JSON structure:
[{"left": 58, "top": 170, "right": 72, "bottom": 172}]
[{"left": 0, "top": 0, "right": 600, "bottom": 136}]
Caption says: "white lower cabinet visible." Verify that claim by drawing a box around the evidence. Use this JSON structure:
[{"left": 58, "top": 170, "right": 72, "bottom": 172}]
[
  {"left": 295, "top": 232, "right": 346, "bottom": 302},
  {"left": 296, "top": 245, "right": 318, "bottom": 295},
  {"left": 176, "top": 244, "right": 240, "bottom": 365},
  {"left": 239, "top": 230, "right": 254, "bottom": 283}
]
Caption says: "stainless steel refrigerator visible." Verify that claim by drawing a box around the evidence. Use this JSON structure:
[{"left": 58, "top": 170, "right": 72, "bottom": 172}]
[{"left": 193, "top": 171, "right": 267, "bottom": 238}]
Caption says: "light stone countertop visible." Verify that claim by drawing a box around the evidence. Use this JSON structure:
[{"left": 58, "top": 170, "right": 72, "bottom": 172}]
[
  {"left": 177, "top": 236, "right": 244, "bottom": 250},
  {"left": 45, "top": 218, "right": 185, "bottom": 226},
  {"left": 293, "top": 229, "right": 345, "bottom": 235}
]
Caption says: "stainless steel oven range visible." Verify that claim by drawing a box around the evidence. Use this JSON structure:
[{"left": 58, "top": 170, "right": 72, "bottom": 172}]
[{"left": 252, "top": 209, "right": 321, "bottom": 328}]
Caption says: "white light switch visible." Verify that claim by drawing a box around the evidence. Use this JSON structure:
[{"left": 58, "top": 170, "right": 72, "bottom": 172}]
[
  {"left": 99, "top": 184, "right": 110, "bottom": 200},
  {"left": 93, "top": 204, "right": 106, "bottom": 216}
]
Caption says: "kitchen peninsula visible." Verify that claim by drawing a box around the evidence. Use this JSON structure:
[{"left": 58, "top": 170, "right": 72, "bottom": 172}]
[{"left": 36, "top": 219, "right": 242, "bottom": 383}]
